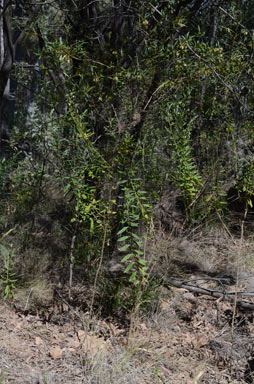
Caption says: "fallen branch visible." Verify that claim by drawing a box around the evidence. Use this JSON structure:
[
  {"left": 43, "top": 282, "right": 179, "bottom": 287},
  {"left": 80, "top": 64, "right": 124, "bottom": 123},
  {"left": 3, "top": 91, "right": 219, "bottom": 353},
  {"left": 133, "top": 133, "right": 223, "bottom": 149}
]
[{"left": 156, "top": 274, "right": 254, "bottom": 310}]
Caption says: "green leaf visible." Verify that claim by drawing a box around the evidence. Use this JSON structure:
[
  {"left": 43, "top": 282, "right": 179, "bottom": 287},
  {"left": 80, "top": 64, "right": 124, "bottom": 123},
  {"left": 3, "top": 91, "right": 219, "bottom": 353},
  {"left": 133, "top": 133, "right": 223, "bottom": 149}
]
[
  {"left": 131, "top": 233, "right": 140, "bottom": 240},
  {"left": 124, "top": 261, "right": 135, "bottom": 274},
  {"left": 139, "top": 266, "right": 148, "bottom": 276},
  {"left": 119, "top": 244, "right": 130, "bottom": 252},
  {"left": 129, "top": 271, "right": 137, "bottom": 282},
  {"left": 117, "top": 180, "right": 128, "bottom": 185},
  {"left": 134, "top": 249, "right": 143, "bottom": 255},
  {"left": 117, "top": 235, "right": 129, "bottom": 242},
  {"left": 121, "top": 253, "right": 133, "bottom": 262},
  {"left": 90, "top": 218, "right": 94, "bottom": 232},
  {"left": 64, "top": 184, "right": 71, "bottom": 193},
  {"left": 137, "top": 258, "right": 147, "bottom": 265},
  {"left": 117, "top": 226, "right": 128, "bottom": 235}
]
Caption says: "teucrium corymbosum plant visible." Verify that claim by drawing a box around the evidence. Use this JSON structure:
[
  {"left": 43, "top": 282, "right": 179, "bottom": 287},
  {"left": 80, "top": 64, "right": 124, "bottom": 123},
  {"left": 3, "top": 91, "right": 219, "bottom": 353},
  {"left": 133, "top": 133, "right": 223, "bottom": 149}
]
[
  {"left": 165, "top": 102, "right": 202, "bottom": 206},
  {"left": 117, "top": 174, "right": 151, "bottom": 286}
]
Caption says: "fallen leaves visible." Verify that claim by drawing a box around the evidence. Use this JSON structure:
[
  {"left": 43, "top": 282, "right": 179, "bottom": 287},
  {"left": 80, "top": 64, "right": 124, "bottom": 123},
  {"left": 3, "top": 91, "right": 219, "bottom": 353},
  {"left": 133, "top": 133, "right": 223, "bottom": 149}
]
[
  {"left": 49, "top": 346, "right": 63, "bottom": 359},
  {"left": 35, "top": 337, "right": 43, "bottom": 345},
  {"left": 77, "top": 331, "right": 109, "bottom": 356}
]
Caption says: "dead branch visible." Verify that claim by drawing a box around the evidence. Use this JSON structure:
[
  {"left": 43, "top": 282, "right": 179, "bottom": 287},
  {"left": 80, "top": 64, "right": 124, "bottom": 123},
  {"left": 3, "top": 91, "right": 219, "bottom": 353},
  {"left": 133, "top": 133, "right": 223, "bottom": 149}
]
[{"left": 155, "top": 273, "right": 254, "bottom": 311}]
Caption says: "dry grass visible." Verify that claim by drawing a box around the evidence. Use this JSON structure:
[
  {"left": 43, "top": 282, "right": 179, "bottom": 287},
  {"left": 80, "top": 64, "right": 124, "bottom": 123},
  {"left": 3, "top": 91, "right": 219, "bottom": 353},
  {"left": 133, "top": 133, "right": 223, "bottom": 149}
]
[{"left": 14, "top": 279, "right": 54, "bottom": 312}]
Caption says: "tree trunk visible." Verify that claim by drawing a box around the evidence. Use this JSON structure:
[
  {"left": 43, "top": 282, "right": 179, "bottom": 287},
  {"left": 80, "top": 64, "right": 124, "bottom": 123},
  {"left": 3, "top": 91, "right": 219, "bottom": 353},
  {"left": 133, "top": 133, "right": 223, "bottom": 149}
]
[{"left": 0, "top": 1, "right": 42, "bottom": 157}]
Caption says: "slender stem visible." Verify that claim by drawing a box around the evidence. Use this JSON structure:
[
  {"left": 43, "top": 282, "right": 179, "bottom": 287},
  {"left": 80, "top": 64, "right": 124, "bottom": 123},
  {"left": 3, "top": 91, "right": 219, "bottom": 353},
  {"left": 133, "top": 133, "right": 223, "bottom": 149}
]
[
  {"left": 89, "top": 223, "right": 107, "bottom": 317},
  {"left": 68, "top": 231, "right": 77, "bottom": 300}
]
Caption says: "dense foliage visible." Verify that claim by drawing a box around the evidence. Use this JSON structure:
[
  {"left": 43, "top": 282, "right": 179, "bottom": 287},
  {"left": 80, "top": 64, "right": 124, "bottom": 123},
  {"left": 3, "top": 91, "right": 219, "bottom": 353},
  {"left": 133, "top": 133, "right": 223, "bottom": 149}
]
[{"left": 1, "top": 0, "right": 254, "bottom": 299}]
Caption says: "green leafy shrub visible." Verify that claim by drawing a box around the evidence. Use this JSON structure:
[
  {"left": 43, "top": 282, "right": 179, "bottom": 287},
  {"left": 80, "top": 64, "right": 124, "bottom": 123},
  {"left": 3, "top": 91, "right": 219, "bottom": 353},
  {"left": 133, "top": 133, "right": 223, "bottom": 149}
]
[{"left": 117, "top": 176, "right": 151, "bottom": 286}]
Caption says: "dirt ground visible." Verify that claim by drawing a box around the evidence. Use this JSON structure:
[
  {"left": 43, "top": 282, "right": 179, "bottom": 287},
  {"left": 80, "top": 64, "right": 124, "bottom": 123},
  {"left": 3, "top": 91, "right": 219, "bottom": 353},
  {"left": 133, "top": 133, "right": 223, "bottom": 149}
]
[{"left": 1, "top": 279, "right": 254, "bottom": 384}]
